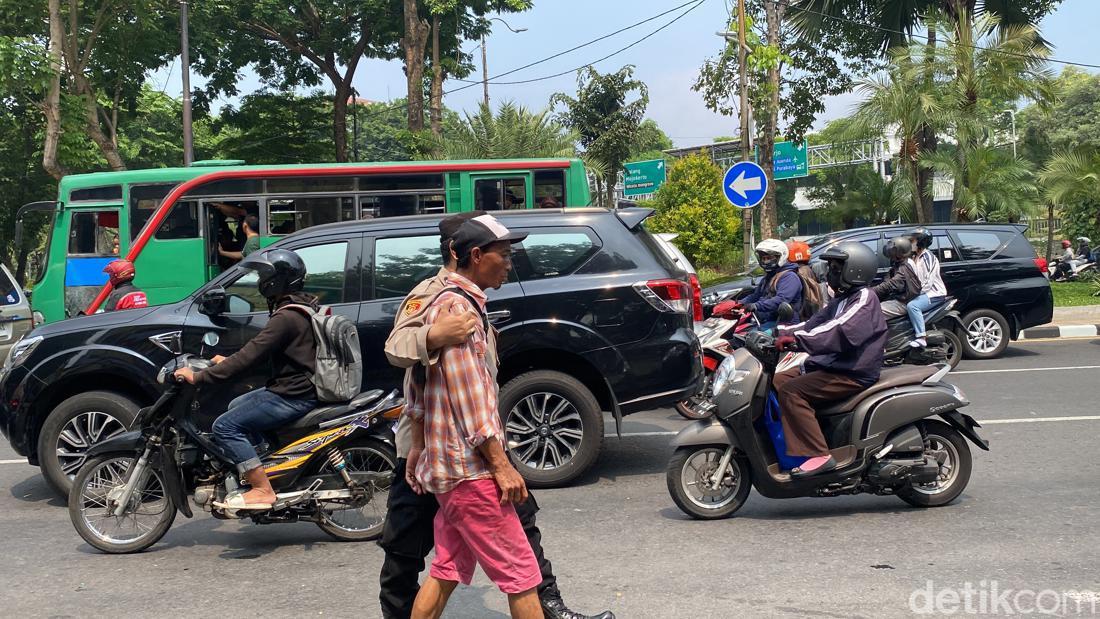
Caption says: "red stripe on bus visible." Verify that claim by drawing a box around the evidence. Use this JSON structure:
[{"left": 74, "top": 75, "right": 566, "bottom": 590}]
[{"left": 84, "top": 160, "right": 573, "bottom": 314}]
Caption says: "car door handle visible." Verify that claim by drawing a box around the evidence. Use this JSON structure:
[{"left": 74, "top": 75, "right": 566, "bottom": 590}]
[{"left": 487, "top": 310, "right": 511, "bottom": 323}]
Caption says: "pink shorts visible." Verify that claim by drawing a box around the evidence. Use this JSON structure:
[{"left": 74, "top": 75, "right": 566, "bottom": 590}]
[{"left": 429, "top": 478, "right": 541, "bottom": 594}]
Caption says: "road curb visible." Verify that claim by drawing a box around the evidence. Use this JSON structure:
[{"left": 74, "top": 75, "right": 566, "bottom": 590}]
[{"left": 1020, "top": 324, "right": 1100, "bottom": 339}]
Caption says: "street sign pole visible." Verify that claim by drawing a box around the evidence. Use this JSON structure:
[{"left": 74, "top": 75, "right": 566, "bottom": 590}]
[{"left": 737, "top": 0, "right": 752, "bottom": 269}]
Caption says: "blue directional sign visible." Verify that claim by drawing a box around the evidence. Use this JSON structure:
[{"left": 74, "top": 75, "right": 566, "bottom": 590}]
[{"left": 722, "top": 161, "right": 768, "bottom": 209}]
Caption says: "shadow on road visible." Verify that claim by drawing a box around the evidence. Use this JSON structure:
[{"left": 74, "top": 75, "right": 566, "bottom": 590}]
[
  {"left": 658, "top": 491, "right": 975, "bottom": 523},
  {"left": 9, "top": 473, "right": 66, "bottom": 507}
]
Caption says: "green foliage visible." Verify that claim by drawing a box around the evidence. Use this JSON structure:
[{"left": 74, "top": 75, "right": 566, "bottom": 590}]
[
  {"left": 1018, "top": 67, "right": 1100, "bottom": 167},
  {"left": 645, "top": 154, "right": 741, "bottom": 268},
  {"left": 1040, "top": 149, "right": 1100, "bottom": 241},
  {"left": 923, "top": 144, "right": 1037, "bottom": 222},
  {"left": 438, "top": 101, "right": 577, "bottom": 160},
  {"left": 807, "top": 165, "right": 912, "bottom": 228},
  {"left": 552, "top": 66, "right": 649, "bottom": 206},
  {"left": 214, "top": 91, "right": 337, "bottom": 164},
  {"left": 627, "top": 119, "right": 673, "bottom": 162},
  {"left": 1050, "top": 281, "right": 1100, "bottom": 307}
]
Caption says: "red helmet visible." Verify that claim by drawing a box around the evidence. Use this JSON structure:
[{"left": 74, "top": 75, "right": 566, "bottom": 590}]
[
  {"left": 103, "top": 259, "right": 136, "bottom": 286},
  {"left": 787, "top": 240, "right": 811, "bottom": 264},
  {"left": 1062, "top": 240, "right": 1072, "bottom": 249}
]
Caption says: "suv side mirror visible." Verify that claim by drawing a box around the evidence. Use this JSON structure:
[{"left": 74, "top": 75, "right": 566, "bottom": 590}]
[
  {"left": 777, "top": 302, "right": 795, "bottom": 323},
  {"left": 198, "top": 287, "right": 227, "bottom": 316}
]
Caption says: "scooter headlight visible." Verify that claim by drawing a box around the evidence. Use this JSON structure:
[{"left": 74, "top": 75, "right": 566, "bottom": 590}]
[{"left": 711, "top": 354, "right": 752, "bottom": 396}]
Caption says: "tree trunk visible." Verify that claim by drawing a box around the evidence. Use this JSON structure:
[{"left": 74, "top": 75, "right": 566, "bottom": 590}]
[
  {"left": 402, "top": 0, "right": 429, "bottom": 133},
  {"left": 333, "top": 85, "right": 350, "bottom": 162},
  {"left": 760, "top": 0, "right": 785, "bottom": 239},
  {"left": 915, "top": 28, "right": 937, "bottom": 224},
  {"left": 429, "top": 14, "right": 444, "bottom": 152},
  {"left": 72, "top": 74, "right": 125, "bottom": 171},
  {"left": 42, "top": 0, "right": 68, "bottom": 180}
]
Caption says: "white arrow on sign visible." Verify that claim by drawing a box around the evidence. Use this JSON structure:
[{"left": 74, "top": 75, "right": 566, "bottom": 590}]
[{"left": 728, "top": 171, "right": 762, "bottom": 199}]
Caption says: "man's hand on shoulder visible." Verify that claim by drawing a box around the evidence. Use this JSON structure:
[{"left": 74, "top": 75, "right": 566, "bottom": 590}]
[{"left": 426, "top": 297, "right": 480, "bottom": 350}]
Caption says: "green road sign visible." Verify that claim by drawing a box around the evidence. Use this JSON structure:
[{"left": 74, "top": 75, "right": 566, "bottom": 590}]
[
  {"left": 772, "top": 140, "right": 808, "bottom": 180},
  {"left": 623, "top": 159, "right": 667, "bottom": 196}
]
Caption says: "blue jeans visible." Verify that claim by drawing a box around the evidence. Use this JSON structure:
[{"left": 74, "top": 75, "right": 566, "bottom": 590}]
[
  {"left": 212, "top": 388, "right": 316, "bottom": 474},
  {"left": 906, "top": 294, "right": 941, "bottom": 338}
]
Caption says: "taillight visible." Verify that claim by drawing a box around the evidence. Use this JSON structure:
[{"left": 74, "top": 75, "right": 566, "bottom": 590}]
[
  {"left": 1033, "top": 257, "right": 1048, "bottom": 273},
  {"left": 688, "top": 273, "right": 704, "bottom": 321},
  {"left": 633, "top": 279, "right": 692, "bottom": 314}
]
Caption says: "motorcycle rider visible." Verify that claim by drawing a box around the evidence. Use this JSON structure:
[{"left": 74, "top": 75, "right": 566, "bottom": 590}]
[
  {"left": 174, "top": 249, "right": 319, "bottom": 510},
  {"left": 906, "top": 227, "right": 947, "bottom": 348},
  {"left": 786, "top": 239, "right": 824, "bottom": 318},
  {"left": 1052, "top": 240, "right": 1075, "bottom": 281},
  {"left": 774, "top": 242, "right": 887, "bottom": 477},
  {"left": 872, "top": 236, "right": 921, "bottom": 317},
  {"left": 102, "top": 259, "right": 148, "bottom": 311},
  {"left": 379, "top": 212, "right": 612, "bottom": 619},
  {"left": 732, "top": 239, "right": 804, "bottom": 331}
]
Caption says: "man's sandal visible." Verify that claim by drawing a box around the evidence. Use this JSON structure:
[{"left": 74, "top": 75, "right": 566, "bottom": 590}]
[{"left": 213, "top": 492, "right": 272, "bottom": 511}]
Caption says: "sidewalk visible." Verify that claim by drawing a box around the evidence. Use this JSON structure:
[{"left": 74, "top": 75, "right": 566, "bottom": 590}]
[{"left": 1020, "top": 304, "right": 1100, "bottom": 339}]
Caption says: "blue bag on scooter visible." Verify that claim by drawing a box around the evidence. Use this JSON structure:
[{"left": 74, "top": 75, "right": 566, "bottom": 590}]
[{"left": 762, "top": 391, "right": 808, "bottom": 471}]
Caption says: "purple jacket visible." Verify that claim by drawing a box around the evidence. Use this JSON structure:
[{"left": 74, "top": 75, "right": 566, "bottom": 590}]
[
  {"left": 742, "top": 263, "right": 804, "bottom": 324},
  {"left": 780, "top": 287, "right": 887, "bottom": 386}
]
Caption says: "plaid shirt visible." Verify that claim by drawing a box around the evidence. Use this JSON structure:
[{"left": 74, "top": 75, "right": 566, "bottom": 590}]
[{"left": 407, "top": 271, "right": 503, "bottom": 494}]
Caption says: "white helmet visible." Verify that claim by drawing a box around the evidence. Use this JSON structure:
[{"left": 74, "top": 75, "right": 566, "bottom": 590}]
[{"left": 755, "top": 239, "right": 789, "bottom": 271}]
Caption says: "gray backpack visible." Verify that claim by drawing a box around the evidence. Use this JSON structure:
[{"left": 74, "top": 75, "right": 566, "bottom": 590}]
[{"left": 281, "top": 304, "right": 362, "bottom": 402}]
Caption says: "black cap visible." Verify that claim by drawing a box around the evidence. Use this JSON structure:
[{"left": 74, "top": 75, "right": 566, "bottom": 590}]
[
  {"left": 451, "top": 214, "right": 528, "bottom": 259},
  {"left": 439, "top": 210, "right": 486, "bottom": 241}
]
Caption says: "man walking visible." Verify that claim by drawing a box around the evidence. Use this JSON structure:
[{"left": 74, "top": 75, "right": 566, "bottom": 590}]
[{"left": 380, "top": 212, "right": 612, "bottom": 619}]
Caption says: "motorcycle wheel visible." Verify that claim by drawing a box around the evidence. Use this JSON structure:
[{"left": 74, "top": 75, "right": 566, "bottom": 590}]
[
  {"left": 675, "top": 371, "right": 715, "bottom": 420},
  {"left": 68, "top": 454, "right": 176, "bottom": 554},
  {"left": 942, "top": 330, "right": 963, "bottom": 370},
  {"left": 316, "top": 437, "right": 397, "bottom": 542},
  {"left": 898, "top": 420, "right": 972, "bottom": 508},
  {"left": 666, "top": 446, "right": 751, "bottom": 520}
]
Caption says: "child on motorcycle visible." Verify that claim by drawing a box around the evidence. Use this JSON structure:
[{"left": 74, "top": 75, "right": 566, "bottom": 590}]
[
  {"left": 906, "top": 227, "right": 946, "bottom": 348},
  {"left": 774, "top": 242, "right": 887, "bottom": 478},
  {"left": 174, "top": 249, "right": 319, "bottom": 510},
  {"left": 730, "top": 239, "right": 804, "bottom": 332}
]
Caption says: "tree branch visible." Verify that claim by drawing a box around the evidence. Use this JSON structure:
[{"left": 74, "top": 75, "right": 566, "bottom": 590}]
[
  {"left": 244, "top": 20, "right": 341, "bottom": 84},
  {"left": 77, "top": 0, "right": 115, "bottom": 75}
]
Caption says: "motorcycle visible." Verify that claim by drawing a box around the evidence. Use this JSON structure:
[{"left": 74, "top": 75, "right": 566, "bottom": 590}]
[
  {"left": 68, "top": 333, "right": 400, "bottom": 554},
  {"left": 1049, "top": 257, "right": 1096, "bottom": 282},
  {"left": 676, "top": 304, "right": 759, "bottom": 420},
  {"left": 666, "top": 304, "right": 989, "bottom": 520},
  {"left": 881, "top": 297, "right": 964, "bottom": 369}
]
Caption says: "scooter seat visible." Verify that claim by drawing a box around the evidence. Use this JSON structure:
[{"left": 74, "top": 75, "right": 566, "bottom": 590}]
[
  {"left": 284, "top": 389, "right": 384, "bottom": 431},
  {"left": 817, "top": 365, "right": 940, "bottom": 416}
]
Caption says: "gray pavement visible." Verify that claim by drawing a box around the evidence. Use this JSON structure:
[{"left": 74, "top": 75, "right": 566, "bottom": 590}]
[{"left": 2, "top": 339, "right": 1099, "bottom": 617}]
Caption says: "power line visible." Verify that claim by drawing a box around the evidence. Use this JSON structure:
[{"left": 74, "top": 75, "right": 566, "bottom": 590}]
[{"left": 784, "top": 0, "right": 1100, "bottom": 70}]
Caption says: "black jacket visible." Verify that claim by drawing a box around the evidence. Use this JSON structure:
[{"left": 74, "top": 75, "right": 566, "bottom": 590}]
[
  {"left": 872, "top": 261, "right": 921, "bottom": 303},
  {"left": 195, "top": 293, "right": 319, "bottom": 398}
]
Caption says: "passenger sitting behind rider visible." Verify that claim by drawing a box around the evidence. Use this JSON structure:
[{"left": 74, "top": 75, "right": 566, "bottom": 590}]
[
  {"left": 733, "top": 239, "right": 804, "bottom": 330},
  {"left": 906, "top": 227, "right": 947, "bottom": 348},
  {"left": 772, "top": 242, "right": 887, "bottom": 478},
  {"left": 174, "top": 249, "right": 319, "bottom": 510},
  {"left": 872, "top": 236, "right": 921, "bottom": 316}
]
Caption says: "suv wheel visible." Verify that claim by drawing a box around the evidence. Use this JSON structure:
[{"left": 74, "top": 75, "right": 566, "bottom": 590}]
[
  {"left": 499, "top": 370, "right": 603, "bottom": 488},
  {"left": 37, "top": 391, "right": 139, "bottom": 498},
  {"left": 961, "top": 309, "right": 1010, "bottom": 360}
]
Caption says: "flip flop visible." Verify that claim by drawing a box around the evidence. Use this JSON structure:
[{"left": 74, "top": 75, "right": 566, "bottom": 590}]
[
  {"left": 213, "top": 492, "right": 272, "bottom": 511},
  {"left": 790, "top": 455, "right": 836, "bottom": 479}
]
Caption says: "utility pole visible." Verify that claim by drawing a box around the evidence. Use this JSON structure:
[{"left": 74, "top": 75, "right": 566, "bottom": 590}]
[
  {"left": 737, "top": 0, "right": 751, "bottom": 269},
  {"left": 179, "top": 0, "right": 194, "bottom": 166},
  {"left": 481, "top": 34, "right": 489, "bottom": 109}
]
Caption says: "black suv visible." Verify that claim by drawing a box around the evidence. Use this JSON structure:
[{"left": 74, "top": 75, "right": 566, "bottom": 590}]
[
  {"left": 0, "top": 208, "right": 702, "bottom": 494},
  {"left": 704, "top": 223, "right": 1053, "bottom": 359}
]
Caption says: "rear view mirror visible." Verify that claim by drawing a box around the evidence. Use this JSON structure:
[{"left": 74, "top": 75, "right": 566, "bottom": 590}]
[
  {"left": 198, "top": 287, "right": 227, "bottom": 316},
  {"left": 777, "top": 302, "right": 795, "bottom": 323}
]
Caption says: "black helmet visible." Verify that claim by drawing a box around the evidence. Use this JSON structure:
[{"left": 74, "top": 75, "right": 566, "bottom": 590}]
[
  {"left": 820, "top": 241, "right": 878, "bottom": 294},
  {"left": 884, "top": 236, "right": 913, "bottom": 263},
  {"left": 241, "top": 248, "right": 306, "bottom": 301},
  {"left": 909, "top": 227, "right": 933, "bottom": 250}
]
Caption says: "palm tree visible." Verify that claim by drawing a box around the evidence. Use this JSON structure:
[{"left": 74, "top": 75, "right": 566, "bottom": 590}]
[
  {"left": 807, "top": 165, "right": 912, "bottom": 228},
  {"left": 1039, "top": 148, "right": 1100, "bottom": 260},
  {"left": 923, "top": 143, "right": 1037, "bottom": 223},
  {"left": 848, "top": 47, "right": 946, "bottom": 223},
  {"left": 437, "top": 101, "right": 577, "bottom": 160}
]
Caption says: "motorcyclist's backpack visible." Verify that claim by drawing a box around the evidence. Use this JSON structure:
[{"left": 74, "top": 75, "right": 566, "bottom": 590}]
[
  {"left": 769, "top": 268, "right": 822, "bottom": 321},
  {"left": 281, "top": 304, "right": 362, "bottom": 402}
]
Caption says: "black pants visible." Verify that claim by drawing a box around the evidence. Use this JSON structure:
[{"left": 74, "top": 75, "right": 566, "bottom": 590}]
[{"left": 378, "top": 459, "right": 560, "bottom": 619}]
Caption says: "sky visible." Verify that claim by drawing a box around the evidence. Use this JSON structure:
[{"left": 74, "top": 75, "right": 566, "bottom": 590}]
[{"left": 155, "top": 0, "right": 1100, "bottom": 149}]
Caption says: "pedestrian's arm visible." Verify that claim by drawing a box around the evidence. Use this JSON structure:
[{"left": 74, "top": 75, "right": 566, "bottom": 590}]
[{"left": 476, "top": 436, "right": 528, "bottom": 504}]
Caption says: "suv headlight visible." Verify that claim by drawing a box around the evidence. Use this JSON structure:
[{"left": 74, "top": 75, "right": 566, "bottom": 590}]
[{"left": 7, "top": 335, "right": 43, "bottom": 368}]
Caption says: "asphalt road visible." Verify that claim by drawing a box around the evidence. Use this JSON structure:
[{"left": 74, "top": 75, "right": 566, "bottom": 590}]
[{"left": 2, "top": 339, "right": 1099, "bottom": 618}]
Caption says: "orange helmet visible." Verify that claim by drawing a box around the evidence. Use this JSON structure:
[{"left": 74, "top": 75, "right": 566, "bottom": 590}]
[
  {"left": 103, "top": 259, "right": 136, "bottom": 286},
  {"left": 787, "top": 240, "right": 811, "bottom": 264}
]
